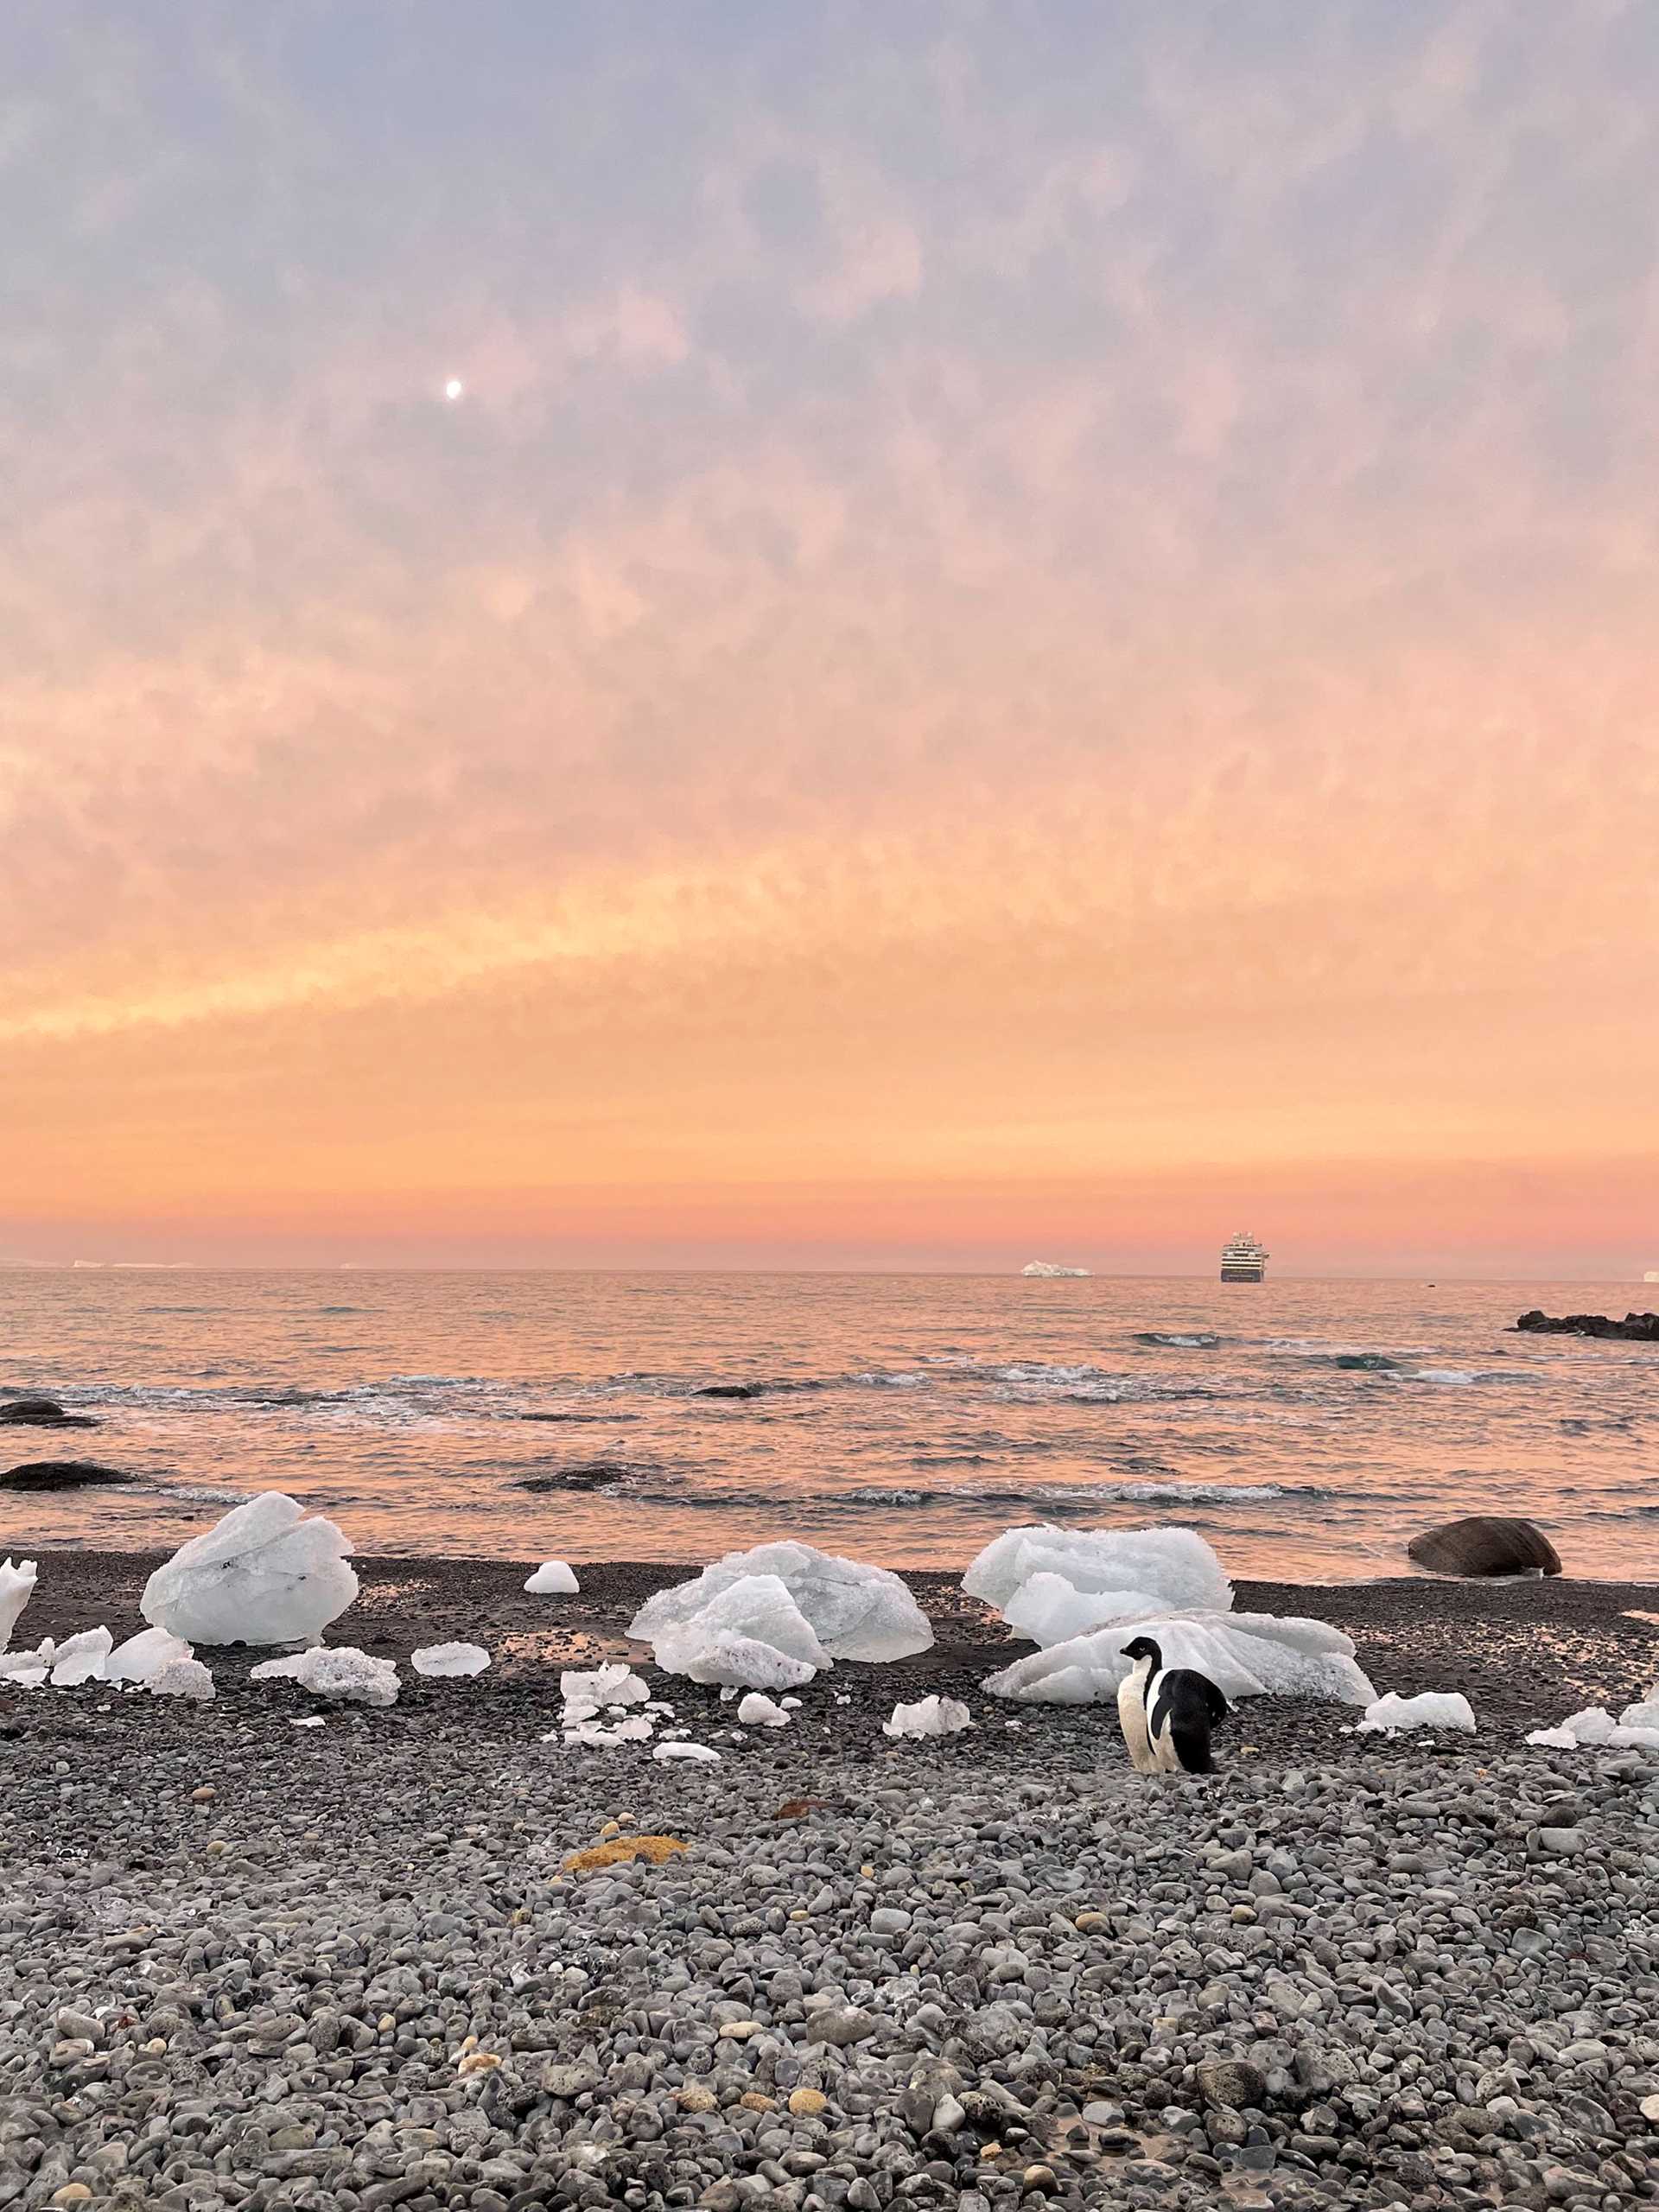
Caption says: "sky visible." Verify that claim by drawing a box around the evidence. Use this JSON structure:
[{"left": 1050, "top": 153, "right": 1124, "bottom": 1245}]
[{"left": 3, "top": 2, "right": 1657, "bottom": 1276}]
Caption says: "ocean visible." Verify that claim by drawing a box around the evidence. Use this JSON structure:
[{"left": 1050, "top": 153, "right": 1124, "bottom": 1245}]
[{"left": 2, "top": 1270, "right": 1654, "bottom": 1580}]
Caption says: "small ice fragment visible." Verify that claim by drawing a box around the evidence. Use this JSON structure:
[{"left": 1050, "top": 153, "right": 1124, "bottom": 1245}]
[
  {"left": 291, "top": 1715, "right": 327, "bottom": 1729},
  {"left": 780, "top": 1695, "right": 802, "bottom": 1709},
  {"left": 0, "top": 1649, "right": 48, "bottom": 1688},
  {"left": 836, "top": 1694, "right": 852, "bottom": 1706},
  {"left": 148, "top": 1657, "right": 215, "bottom": 1701},
  {"left": 737, "top": 1692, "right": 790, "bottom": 1727},
  {"left": 412, "top": 1642, "right": 491, "bottom": 1678},
  {"left": 883, "top": 1694, "right": 971, "bottom": 1739},
  {"left": 251, "top": 1646, "right": 399, "bottom": 1707},
  {"left": 645, "top": 1700, "right": 676, "bottom": 1715},
  {"left": 141, "top": 1491, "right": 358, "bottom": 1648},
  {"left": 560, "top": 1663, "right": 648, "bottom": 1707},
  {"left": 719, "top": 1684, "right": 738, "bottom": 1702},
  {"left": 652, "top": 1740, "right": 721, "bottom": 1763},
  {"left": 1357, "top": 1691, "right": 1476, "bottom": 1735},
  {"left": 106, "top": 1626, "right": 194, "bottom": 1684},
  {"left": 0, "top": 1557, "right": 38, "bottom": 1653},
  {"left": 50, "top": 1626, "right": 114, "bottom": 1687},
  {"left": 525, "top": 1560, "right": 578, "bottom": 1595}
]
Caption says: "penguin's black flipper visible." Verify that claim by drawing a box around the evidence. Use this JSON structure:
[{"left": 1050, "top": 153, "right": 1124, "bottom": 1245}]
[
  {"left": 1167, "top": 1708, "right": 1217, "bottom": 1774},
  {"left": 1150, "top": 1666, "right": 1226, "bottom": 1775}
]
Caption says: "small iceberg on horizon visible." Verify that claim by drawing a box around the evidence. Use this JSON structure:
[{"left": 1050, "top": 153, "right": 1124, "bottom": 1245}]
[{"left": 1020, "top": 1260, "right": 1091, "bottom": 1278}]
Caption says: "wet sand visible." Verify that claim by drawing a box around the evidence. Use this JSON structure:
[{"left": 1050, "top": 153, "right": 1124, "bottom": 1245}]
[{"left": 9, "top": 1550, "right": 1656, "bottom": 1770}]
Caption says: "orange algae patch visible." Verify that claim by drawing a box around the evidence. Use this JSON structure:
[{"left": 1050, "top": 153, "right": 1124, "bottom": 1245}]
[{"left": 563, "top": 1834, "right": 688, "bottom": 1872}]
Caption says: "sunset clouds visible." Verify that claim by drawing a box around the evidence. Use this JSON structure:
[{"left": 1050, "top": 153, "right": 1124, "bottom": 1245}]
[{"left": 3, "top": 3, "right": 1656, "bottom": 1271}]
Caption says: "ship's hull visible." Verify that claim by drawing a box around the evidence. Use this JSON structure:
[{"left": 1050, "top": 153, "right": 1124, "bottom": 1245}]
[{"left": 1220, "top": 1263, "right": 1267, "bottom": 1282}]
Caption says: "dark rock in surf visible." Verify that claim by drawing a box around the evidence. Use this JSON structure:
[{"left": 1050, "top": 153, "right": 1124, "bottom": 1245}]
[
  {"left": 694, "top": 1382, "right": 769, "bottom": 1400},
  {"left": 513, "top": 1461, "right": 640, "bottom": 1492},
  {"left": 0, "top": 1460, "right": 136, "bottom": 1491},
  {"left": 1408, "top": 1516, "right": 1561, "bottom": 1579},
  {"left": 0, "top": 1397, "right": 98, "bottom": 1427},
  {"left": 1516, "top": 1309, "right": 1659, "bottom": 1342}
]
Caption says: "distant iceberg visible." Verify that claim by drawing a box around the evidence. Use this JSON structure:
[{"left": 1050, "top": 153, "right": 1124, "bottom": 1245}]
[{"left": 1020, "top": 1260, "right": 1090, "bottom": 1277}]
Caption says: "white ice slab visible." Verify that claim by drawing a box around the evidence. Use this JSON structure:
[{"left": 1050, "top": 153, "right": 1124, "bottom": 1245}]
[
  {"left": 49, "top": 1626, "right": 113, "bottom": 1687},
  {"left": 0, "top": 1557, "right": 37, "bottom": 1654},
  {"left": 412, "top": 1642, "right": 491, "bottom": 1677},
  {"left": 984, "top": 1609, "right": 1374, "bottom": 1706},
  {"left": 1357, "top": 1691, "right": 1477, "bottom": 1734},
  {"left": 250, "top": 1645, "right": 398, "bottom": 1707},
  {"left": 106, "top": 1626, "right": 194, "bottom": 1684}
]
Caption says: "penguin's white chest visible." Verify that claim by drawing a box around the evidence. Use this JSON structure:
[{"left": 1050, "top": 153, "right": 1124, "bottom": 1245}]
[{"left": 1116, "top": 1661, "right": 1158, "bottom": 1773}]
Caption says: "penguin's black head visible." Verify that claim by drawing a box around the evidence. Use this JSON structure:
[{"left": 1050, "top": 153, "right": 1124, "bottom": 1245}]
[{"left": 1120, "top": 1635, "right": 1162, "bottom": 1670}]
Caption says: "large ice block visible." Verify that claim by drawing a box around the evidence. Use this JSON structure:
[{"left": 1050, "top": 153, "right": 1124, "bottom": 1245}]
[
  {"left": 631, "top": 1542, "right": 931, "bottom": 1662},
  {"left": 963, "top": 1524, "right": 1232, "bottom": 1618},
  {"left": 525, "top": 1560, "right": 579, "bottom": 1594},
  {"left": 1001, "top": 1573, "right": 1162, "bottom": 1648},
  {"left": 648, "top": 1573, "right": 832, "bottom": 1688},
  {"left": 141, "top": 1492, "right": 359, "bottom": 1648}
]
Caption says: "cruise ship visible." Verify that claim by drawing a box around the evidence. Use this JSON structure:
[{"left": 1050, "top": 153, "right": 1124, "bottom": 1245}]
[{"left": 1220, "top": 1232, "right": 1269, "bottom": 1282}]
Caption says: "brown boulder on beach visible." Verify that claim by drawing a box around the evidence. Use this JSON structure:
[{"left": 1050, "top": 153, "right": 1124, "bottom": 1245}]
[{"left": 1407, "top": 1515, "right": 1561, "bottom": 1579}]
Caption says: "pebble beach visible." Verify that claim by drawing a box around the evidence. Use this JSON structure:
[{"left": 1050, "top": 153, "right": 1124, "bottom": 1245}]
[{"left": 4, "top": 1557, "right": 1658, "bottom": 2212}]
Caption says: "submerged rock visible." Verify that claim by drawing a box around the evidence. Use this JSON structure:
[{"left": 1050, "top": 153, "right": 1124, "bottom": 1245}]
[
  {"left": 0, "top": 1398, "right": 98, "bottom": 1428},
  {"left": 0, "top": 1460, "right": 135, "bottom": 1490},
  {"left": 513, "top": 1461, "right": 639, "bottom": 1491},
  {"left": 1516, "top": 1307, "right": 1659, "bottom": 1341},
  {"left": 1408, "top": 1515, "right": 1561, "bottom": 1578}
]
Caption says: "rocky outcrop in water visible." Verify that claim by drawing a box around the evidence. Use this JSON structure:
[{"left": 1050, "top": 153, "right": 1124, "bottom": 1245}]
[
  {"left": 1516, "top": 1309, "right": 1659, "bottom": 1341},
  {"left": 0, "top": 1459, "right": 135, "bottom": 1490},
  {"left": 1408, "top": 1516, "right": 1562, "bottom": 1579},
  {"left": 0, "top": 1396, "right": 98, "bottom": 1427}
]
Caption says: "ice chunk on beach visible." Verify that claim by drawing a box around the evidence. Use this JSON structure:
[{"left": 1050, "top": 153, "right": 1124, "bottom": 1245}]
[
  {"left": 1620, "top": 1697, "right": 1659, "bottom": 1732},
  {"left": 1527, "top": 1704, "right": 1659, "bottom": 1752},
  {"left": 652, "top": 1740, "right": 721, "bottom": 1764},
  {"left": 0, "top": 1647, "right": 49, "bottom": 1688},
  {"left": 963, "top": 1524, "right": 1232, "bottom": 1620},
  {"left": 49, "top": 1626, "right": 113, "bottom": 1687},
  {"left": 141, "top": 1491, "right": 359, "bottom": 1648},
  {"left": 736, "top": 1692, "right": 791, "bottom": 1727},
  {"left": 984, "top": 1611, "right": 1374, "bottom": 1706},
  {"left": 106, "top": 1626, "right": 194, "bottom": 1684},
  {"left": 251, "top": 1645, "right": 398, "bottom": 1707},
  {"left": 525, "top": 1560, "right": 578, "bottom": 1595},
  {"left": 649, "top": 1574, "right": 830, "bottom": 1688},
  {"left": 883, "top": 1694, "right": 971, "bottom": 1738},
  {"left": 561, "top": 1662, "right": 648, "bottom": 1707},
  {"left": 412, "top": 1642, "right": 491, "bottom": 1678},
  {"left": 631, "top": 1542, "right": 931, "bottom": 1662},
  {"left": 1002, "top": 1573, "right": 1164, "bottom": 1649},
  {"left": 149, "top": 1656, "right": 215, "bottom": 1701},
  {"left": 1358, "top": 1691, "right": 1477, "bottom": 1734},
  {"left": 0, "top": 1558, "right": 37, "bottom": 1653}
]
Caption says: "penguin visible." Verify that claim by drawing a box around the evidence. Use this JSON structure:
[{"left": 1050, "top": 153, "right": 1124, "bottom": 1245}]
[{"left": 1116, "top": 1635, "right": 1229, "bottom": 1775}]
